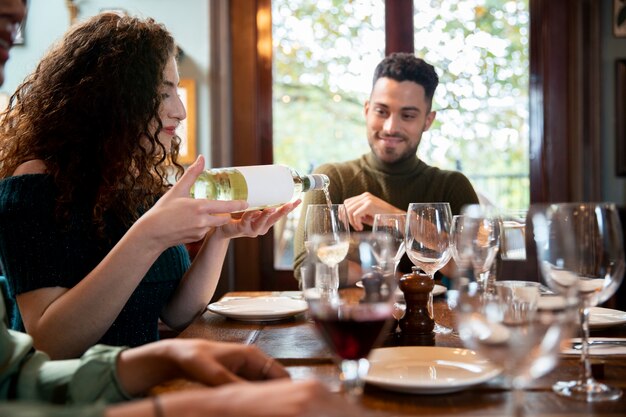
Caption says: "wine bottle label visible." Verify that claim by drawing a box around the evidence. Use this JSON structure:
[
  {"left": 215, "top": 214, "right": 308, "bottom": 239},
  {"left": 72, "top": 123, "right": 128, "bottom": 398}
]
[{"left": 235, "top": 165, "right": 294, "bottom": 207}]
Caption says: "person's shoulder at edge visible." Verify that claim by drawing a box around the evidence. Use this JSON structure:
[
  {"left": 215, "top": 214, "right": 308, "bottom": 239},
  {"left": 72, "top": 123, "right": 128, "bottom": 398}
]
[{"left": 11, "top": 160, "right": 47, "bottom": 176}]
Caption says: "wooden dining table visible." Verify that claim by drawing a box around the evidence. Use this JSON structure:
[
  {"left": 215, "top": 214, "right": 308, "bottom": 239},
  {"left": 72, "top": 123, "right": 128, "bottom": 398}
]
[{"left": 177, "top": 290, "right": 626, "bottom": 416}]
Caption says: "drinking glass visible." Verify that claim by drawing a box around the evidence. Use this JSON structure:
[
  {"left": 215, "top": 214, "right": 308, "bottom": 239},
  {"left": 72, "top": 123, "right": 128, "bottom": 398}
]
[
  {"left": 304, "top": 204, "right": 350, "bottom": 291},
  {"left": 500, "top": 209, "right": 528, "bottom": 261},
  {"left": 405, "top": 202, "right": 453, "bottom": 334},
  {"left": 305, "top": 232, "right": 397, "bottom": 398},
  {"left": 457, "top": 205, "right": 501, "bottom": 293},
  {"left": 450, "top": 214, "right": 472, "bottom": 275},
  {"left": 532, "top": 202, "right": 625, "bottom": 402},
  {"left": 455, "top": 280, "right": 576, "bottom": 417},
  {"left": 372, "top": 213, "right": 406, "bottom": 278}
]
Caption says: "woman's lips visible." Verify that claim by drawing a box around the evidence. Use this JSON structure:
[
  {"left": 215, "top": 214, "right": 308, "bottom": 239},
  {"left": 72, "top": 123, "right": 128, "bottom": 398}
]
[{"left": 163, "top": 126, "right": 177, "bottom": 136}]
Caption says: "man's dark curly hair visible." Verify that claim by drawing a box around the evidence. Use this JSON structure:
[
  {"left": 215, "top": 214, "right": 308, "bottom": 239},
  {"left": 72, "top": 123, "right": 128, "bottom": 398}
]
[
  {"left": 0, "top": 13, "right": 184, "bottom": 231},
  {"left": 372, "top": 52, "right": 439, "bottom": 104}
]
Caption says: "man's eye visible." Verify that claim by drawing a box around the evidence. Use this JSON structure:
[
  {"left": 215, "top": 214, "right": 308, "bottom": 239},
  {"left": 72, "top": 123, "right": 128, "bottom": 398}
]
[{"left": 161, "top": 93, "right": 170, "bottom": 99}]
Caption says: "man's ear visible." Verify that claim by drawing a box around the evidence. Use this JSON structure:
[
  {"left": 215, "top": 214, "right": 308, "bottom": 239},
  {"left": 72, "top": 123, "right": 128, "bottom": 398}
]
[
  {"left": 364, "top": 99, "right": 370, "bottom": 117},
  {"left": 424, "top": 110, "right": 436, "bottom": 131}
]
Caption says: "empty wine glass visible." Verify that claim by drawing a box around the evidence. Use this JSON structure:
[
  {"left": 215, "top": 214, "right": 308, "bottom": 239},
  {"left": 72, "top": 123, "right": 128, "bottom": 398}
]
[
  {"left": 405, "top": 202, "right": 453, "bottom": 334},
  {"left": 304, "top": 204, "right": 350, "bottom": 291},
  {"left": 304, "top": 232, "right": 396, "bottom": 398},
  {"left": 458, "top": 205, "right": 501, "bottom": 293},
  {"left": 500, "top": 209, "right": 528, "bottom": 261},
  {"left": 455, "top": 279, "right": 576, "bottom": 417},
  {"left": 372, "top": 213, "right": 406, "bottom": 278},
  {"left": 373, "top": 213, "right": 407, "bottom": 327},
  {"left": 532, "top": 202, "right": 625, "bottom": 402},
  {"left": 450, "top": 214, "right": 472, "bottom": 275}
]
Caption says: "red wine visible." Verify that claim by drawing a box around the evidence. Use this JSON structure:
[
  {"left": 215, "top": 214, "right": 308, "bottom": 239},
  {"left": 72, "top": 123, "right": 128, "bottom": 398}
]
[{"left": 312, "top": 304, "right": 392, "bottom": 360}]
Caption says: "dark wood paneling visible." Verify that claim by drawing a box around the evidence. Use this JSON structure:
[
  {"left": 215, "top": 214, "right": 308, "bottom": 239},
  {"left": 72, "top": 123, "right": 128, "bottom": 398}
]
[
  {"left": 529, "top": 0, "right": 571, "bottom": 204},
  {"left": 529, "top": 0, "right": 601, "bottom": 204},
  {"left": 230, "top": 0, "right": 263, "bottom": 291},
  {"left": 385, "top": 0, "right": 414, "bottom": 55},
  {"left": 616, "top": 61, "right": 626, "bottom": 176}
]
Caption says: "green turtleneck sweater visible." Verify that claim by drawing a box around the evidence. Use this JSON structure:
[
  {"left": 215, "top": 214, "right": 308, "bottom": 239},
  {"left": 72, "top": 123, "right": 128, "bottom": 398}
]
[{"left": 293, "top": 152, "right": 479, "bottom": 281}]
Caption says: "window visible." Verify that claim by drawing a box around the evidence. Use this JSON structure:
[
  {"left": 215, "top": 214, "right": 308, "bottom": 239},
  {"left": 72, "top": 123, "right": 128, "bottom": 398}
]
[
  {"left": 271, "top": 0, "right": 530, "bottom": 269},
  {"left": 272, "top": 0, "right": 384, "bottom": 269},
  {"left": 413, "top": 1, "right": 530, "bottom": 210}
]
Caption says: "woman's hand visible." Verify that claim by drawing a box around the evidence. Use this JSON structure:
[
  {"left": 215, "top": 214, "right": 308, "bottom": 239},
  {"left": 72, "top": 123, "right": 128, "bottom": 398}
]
[
  {"left": 137, "top": 155, "right": 249, "bottom": 251},
  {"left": 116, "top": 339, "right": 289, "bottom": 396},
  {"left": 214, "top": 200, "right": 301, "bottom": 240}
]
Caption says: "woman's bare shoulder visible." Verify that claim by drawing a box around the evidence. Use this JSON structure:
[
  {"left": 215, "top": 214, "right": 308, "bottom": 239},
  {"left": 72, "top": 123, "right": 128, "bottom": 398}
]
[{"left": 12, "top": 160, "right": 47, "bottom": 176}]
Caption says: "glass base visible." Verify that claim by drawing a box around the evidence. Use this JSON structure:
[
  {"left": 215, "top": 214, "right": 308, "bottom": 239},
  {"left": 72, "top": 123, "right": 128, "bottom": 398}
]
[
  {"left": 433, "top": 322, "right": 453, "bottom": 335},
  {"left": 340, "top": 358, "right": 369, "bottom": 398},
  {"left": 553, "top": 380, "right": 623, "bottom": 402}
]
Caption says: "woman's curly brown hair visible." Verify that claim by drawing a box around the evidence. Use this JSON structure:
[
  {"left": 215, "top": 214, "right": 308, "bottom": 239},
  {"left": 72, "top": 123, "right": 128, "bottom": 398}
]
[{"left": 0, "top": 13, "right": 185, "bottom": 231}]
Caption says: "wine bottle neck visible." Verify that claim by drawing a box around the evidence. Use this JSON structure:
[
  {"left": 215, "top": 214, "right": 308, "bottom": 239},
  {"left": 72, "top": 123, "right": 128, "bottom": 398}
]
[{"left": 302, "top": 174, "right": 329, "bottom": 192}]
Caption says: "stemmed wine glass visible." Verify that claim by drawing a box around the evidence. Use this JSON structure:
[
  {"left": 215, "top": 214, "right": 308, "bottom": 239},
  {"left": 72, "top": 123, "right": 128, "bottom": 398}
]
[
  {"left": 373, "top": 213, "right": 407, "bottom": 326},
  {"left": 532, "top": 202, "right": 625, "bottom": 402},
  {"left": 372, "top": 213, "right": 406, "bottom": 278},
  {"left": 304, "top": 232, "right": 396, "bottom": 398},
  {"left": 450, "top": 214, "right": 472, "bottom": 277},
  {"left": 304, "top": 204, "right": 350, "bottom": 292},
  {"left": 405, "top": 202, "right": 453, "bottom": 334},
  {"left": 456, "top": 204, "right": 501, "bottom": 293}
]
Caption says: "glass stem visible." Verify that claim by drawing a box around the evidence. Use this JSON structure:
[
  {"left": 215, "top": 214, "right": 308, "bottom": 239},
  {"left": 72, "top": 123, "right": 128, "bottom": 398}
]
[
  {"left": 393, "top": 261, "right": 400, "bottom": 279},
  {"left": 511, "top": 382, "right": 525, "bottom": 417},
  {"left": 340, "top": 358, "right": 369, "bottom": 399},
  {"left": 330, "top": 264, "right": 340, "bottom": 290},
  {"left": 579, "top": 306, "right": 594, "bottom": 386}
]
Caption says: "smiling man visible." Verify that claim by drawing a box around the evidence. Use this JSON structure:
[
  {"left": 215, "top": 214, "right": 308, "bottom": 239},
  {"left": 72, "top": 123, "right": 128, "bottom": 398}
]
[{"left": 294, "top": 53, "right": 479, "bottom": 282}]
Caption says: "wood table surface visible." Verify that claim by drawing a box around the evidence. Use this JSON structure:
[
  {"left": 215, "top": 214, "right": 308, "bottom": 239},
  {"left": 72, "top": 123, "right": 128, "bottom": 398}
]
[{"left": 177, "top": 290, "right": 626, "bottom": 416}]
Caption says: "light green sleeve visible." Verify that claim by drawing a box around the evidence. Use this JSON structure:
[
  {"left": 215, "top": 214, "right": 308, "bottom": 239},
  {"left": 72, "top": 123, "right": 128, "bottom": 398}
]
[
  {"left": 0, "top": 402, "right": 106, "bottom": 417},
  {"left": 1, "top": 296, "right": 132, "bottom": 408},
  {"left": 17, "top": 344, "right": 133, "bottom": 404}
]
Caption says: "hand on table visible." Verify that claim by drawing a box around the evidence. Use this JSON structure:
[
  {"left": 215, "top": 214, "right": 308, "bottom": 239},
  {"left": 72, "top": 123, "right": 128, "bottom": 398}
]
[
  {"left": 116, "top": 339, "right": 290, "bottom": 396},
  {"left": 343, "top": 192, "right": 403, "bottom": 231}
]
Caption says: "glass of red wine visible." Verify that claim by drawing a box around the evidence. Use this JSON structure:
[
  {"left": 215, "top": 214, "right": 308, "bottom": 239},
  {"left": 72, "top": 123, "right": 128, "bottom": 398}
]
[{"left": 304, "top": 231, "right": 397, "bottom": 398}]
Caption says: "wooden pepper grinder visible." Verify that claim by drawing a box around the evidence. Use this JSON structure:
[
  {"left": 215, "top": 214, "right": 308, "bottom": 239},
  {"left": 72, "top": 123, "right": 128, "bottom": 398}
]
[{"left": 398, "top": 266, "right": 434, "bottom": 335}]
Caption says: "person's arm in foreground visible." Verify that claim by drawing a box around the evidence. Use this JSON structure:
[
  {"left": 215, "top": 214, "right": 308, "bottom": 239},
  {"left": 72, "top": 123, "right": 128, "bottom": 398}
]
[{"left": 3, "top": 326, "right": 355, "bottom": 417}]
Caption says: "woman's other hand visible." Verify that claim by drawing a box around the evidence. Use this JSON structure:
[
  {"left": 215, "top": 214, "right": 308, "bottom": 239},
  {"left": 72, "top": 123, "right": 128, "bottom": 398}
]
[
  {"left": 215, "top": 200, "right": 301, "bottom": 240},
  {"left": 137, "top": 155, "right": 249, "bottom": 250}
]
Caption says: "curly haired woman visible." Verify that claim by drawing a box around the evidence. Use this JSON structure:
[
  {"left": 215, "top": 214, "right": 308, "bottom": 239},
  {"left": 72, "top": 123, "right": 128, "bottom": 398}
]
[{"left": 0, "top": 12, "right": 298, "bottom": 359}]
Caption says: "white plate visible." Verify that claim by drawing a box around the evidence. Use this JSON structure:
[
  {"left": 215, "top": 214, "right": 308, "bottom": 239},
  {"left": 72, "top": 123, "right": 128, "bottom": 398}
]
[
  {"left": 207, "top": 296, "right": 308, "bottom": 322},
  {"left": 355, "top": 281, "right": 447, "bottom": 300},
  {"left": 364, "top": 346, "right": 501, "bottom": 394},
  {"left": 589, "top": 307, "right": 626, "bottom": 329}
]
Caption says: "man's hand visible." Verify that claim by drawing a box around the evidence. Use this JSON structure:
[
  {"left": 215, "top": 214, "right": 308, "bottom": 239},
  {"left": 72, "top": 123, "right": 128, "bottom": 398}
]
[{"left": 343, "top": 192, "right": 404, "bottom": 231}]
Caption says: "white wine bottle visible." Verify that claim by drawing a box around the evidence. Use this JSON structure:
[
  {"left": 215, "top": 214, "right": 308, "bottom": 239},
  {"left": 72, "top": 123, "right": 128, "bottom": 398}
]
[{"left": 190, "top": 165, "right": 329, "bottom": 210}]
